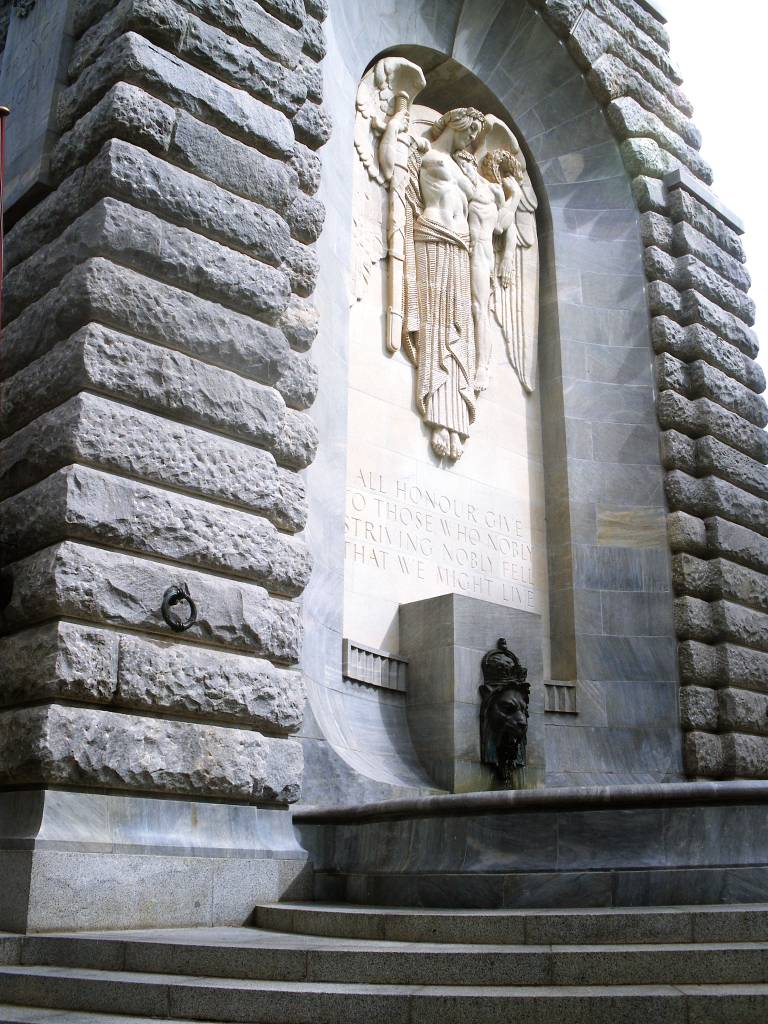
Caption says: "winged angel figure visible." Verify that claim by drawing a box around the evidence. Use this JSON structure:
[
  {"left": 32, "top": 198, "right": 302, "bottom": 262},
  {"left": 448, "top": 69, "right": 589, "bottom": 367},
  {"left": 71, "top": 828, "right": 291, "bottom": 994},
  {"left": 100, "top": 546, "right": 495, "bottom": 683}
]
[{"left": 352, "top": 58, "right": 539, "bottom": 460}]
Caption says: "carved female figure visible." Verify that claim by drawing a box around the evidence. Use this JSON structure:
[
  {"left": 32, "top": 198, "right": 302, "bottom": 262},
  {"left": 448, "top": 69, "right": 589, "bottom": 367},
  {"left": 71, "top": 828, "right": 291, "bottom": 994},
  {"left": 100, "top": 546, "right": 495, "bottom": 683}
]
[{"left": 402, "top": 107, "right": 485, "bottom": 461}]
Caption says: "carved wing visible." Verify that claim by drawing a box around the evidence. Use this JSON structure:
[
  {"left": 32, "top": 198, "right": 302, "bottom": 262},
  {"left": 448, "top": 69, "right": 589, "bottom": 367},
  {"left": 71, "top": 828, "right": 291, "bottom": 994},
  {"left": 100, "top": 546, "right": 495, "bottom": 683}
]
[
  {"left": 352, "top": 59, "right": 426, "bottom": 308},
  {"left": 354, "top": 58, "right": 427, "bottom": 185},
  {"left": 475, "top": 116, "right": 539, "bottom": 393},
  {"left": 492, "top": 166, "right": 539, "bottom": 394}
]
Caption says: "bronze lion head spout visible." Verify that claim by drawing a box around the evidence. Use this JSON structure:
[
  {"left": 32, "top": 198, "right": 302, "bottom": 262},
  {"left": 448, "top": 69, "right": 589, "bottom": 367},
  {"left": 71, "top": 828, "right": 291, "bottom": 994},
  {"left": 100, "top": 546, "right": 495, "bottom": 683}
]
[{"left": 479, "top": 638, "right": 530, "bottom": 786}]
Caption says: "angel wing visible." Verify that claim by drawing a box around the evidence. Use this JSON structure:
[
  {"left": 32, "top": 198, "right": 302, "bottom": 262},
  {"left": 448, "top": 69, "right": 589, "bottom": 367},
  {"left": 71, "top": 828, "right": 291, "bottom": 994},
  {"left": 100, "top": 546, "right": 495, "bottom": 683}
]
[
  {"left": 354, "top": 58, "right": 426, "bottom": 185},
  {"left": 474, "top": 116, "right": 540, "bottom": 393},
  {"left": 492, "top": 166, "right": 539, "bottom": 393},
  {"left": 352, "top": 59, "right": 426, "bottom": 308}
]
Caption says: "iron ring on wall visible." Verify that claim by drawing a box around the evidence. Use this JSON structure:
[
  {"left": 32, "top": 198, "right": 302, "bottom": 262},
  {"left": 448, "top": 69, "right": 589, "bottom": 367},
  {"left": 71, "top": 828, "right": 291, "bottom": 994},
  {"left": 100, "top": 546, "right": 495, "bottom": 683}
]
[{"left": 161, "top": 583, "right": 197, "bottom": 632}]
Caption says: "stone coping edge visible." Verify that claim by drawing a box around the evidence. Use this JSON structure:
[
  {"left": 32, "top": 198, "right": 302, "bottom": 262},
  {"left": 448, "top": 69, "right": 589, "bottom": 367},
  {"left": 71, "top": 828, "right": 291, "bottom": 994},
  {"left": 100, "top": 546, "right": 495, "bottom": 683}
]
[
  {"left": 665, "top": 167, "right": 745, "bottom": 235},
  {"left": 635, "top": 0, "right": 668, "bottom": 23},
  {"left": 294, "top": 780, "right": 768, "bottom": 824}
]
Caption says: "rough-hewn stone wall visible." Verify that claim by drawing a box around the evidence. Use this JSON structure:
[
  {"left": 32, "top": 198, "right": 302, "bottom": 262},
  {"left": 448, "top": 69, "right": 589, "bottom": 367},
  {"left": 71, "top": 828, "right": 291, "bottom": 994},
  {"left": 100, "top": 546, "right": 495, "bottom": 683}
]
[
  {"left": 532, "top": 0, "right": 768, "bottom": 778},
  {"left": 0, "top": 0, "right": 328, "bottom": 802}
]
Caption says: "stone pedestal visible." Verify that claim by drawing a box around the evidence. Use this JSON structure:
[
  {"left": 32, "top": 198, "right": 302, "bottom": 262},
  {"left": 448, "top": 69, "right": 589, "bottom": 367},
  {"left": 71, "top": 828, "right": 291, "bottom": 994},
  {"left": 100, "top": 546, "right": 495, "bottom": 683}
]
[
  {"left": 0, "top": 789, "right": 311, "bottom": 933},
  {"left": 400, "top": 595, "right": 543, "bottom": 792}
]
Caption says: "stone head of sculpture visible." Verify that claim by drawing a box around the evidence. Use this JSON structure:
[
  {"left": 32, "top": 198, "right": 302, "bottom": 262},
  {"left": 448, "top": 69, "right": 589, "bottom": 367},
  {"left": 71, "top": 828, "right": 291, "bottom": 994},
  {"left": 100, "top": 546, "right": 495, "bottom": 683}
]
[
  {"left": 479, "top": 638, "right": 530, "bottom": 784},
  {"left": 428, "top": 106, "right": 485, "bottom": 154}
]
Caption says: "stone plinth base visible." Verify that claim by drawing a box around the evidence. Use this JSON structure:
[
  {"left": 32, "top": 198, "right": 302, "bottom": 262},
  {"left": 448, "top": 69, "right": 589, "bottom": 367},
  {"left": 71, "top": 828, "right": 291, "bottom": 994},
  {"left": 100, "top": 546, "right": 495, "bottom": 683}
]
[
  {"left": 0, "top": 790, "right": 310, "bottom": 932},
  {"left": 400, "top": 594, "right": 543, "bottom": 792}
]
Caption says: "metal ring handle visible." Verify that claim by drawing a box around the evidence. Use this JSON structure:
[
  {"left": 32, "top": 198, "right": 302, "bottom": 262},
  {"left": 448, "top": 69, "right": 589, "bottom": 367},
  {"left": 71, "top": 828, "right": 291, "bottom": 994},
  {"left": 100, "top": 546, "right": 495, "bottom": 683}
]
[{"left": 161, "top": 583, "right": 197, "bottom": 632}]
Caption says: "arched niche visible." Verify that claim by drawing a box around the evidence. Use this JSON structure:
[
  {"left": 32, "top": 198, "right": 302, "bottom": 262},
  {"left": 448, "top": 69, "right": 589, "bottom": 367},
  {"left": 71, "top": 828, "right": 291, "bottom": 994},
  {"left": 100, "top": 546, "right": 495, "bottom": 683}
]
[{"left": 300, "top": 0, "right": 681, "bottom": 804}]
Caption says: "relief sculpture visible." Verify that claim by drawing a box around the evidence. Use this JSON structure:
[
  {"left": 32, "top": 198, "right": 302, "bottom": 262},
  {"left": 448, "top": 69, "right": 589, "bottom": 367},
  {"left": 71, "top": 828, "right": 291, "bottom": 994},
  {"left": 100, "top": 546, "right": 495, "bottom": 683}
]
[{"left": 353, "top": 57, "right": 539, "bottom": 461}]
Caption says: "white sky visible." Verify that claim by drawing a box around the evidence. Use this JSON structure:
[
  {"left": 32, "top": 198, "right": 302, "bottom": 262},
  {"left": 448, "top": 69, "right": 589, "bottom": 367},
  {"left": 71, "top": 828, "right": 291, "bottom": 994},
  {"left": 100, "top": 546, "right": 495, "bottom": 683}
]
[{"left": 663, "top": 0, "right": 767, "bottom": 385}]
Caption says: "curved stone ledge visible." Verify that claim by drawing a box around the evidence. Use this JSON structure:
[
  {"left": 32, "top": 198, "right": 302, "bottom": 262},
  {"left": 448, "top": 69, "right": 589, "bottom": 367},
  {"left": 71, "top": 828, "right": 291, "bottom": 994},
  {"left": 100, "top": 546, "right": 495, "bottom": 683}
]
[{"left": 295, "top": 779, "right": 768, "bottom": 825}]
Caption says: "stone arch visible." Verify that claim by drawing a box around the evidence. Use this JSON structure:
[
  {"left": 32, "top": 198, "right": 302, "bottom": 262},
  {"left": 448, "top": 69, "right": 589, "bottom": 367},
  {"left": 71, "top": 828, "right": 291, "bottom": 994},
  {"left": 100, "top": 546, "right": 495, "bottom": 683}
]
[{"left": 300, "top": 0, "right": 682, "bottom": 802}]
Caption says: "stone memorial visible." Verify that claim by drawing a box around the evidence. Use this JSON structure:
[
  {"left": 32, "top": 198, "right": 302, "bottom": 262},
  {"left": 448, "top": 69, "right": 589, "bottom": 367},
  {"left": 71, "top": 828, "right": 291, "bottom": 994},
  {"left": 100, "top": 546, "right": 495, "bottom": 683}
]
[{"left": 0, "top": 3, "right": 767, "bottom": 1017}]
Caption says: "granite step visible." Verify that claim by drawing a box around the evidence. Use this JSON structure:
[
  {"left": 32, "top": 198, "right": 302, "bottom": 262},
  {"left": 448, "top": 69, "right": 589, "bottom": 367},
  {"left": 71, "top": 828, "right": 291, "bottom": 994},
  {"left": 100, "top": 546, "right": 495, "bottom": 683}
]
[
  {"left": 253, "top": 900, "right": 768, "bottom": 945},
  {"left": 1, "top": 967, "right": 768, "bottom": 1024},
  {"left": 0, "top": 1007, "right": 214, "bottom": 1024},
  {"left": 7, "top": 930, "right": 768, "bottom": 987}
]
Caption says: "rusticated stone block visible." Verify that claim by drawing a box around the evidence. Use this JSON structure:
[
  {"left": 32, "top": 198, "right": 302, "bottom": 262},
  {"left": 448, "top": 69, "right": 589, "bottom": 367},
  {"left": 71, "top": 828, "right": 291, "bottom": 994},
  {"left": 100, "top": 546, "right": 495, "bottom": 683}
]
[
  {"left": 671, "top": 223, "right": 751, "bottom": 292},
  {"left": 8, "top": 139, "right": 292, "bottom": 274},
  {"left": 621, "top": 137, "right": 679, "bottom": 180},
  {"left": 651, "top": 317, "right": 765, "bottom": 394},
  {"left": 0, "top": 620, "right": 305, "bottom": 731},
  {"left": 667, "top": 187, "right": 745, "bottom": 262},
  {"left": 5, "top": 198, "right": 291, "bottom": 326},
  {"left": 720, "top": 733, "right": 768, "bottom": 778},
  {"left": 644, "top": 248, "right": 755, "bottom": 325},
  {"left": 0, "top": 466, "right": 312, "bottom": 597},
  {"left": 283, "top": 238, "right": 320, "bottom": 297},
  {"left": 568, "top": 9, "right": 689, "bottom": 115},
  {"left": 594, "top": 0, "right": 680, "bottom": 82},
  {"left": 169, "top": 0, "right": 304, "bottom": 69},
  {"left": 169, "top": 109, "right": 300, "bottom": 214},
  {"left": 117, "top": 635, "right": 305, "bottom": 731},
  {"left": 58, "top": 33, "right": 294, "bottom": 158},
  {"left": 607, "top": 97, "right": 711, "bottom": 184},
  {"left": 533, "top": 0, "right": 585, "bottom": 39},
  {"left": 657, "top": 391, "right": 768, "bottom": 464},
  {"left": 51, "top": 81, "right": 177, "bottom": 182},
  {"left": 0, "top": 324, "right": 315, "bottom": 448},
  {"left": 0, "top": 541, "right": 303, "bottom": 661},
  {"left": 667, "top": 510, "right": 707, "bottom": 556},
  {"left": 679, "top": 640, "right": 768, "bottom": 694},
  {"left": 261, "top": 0, "right": 304, "bottom": 30},
  {"left": 661, "top": 431, "right": 768, "bottom": 501},
  {"left": 675, "top": 596, "right": 768, "bottom": 651},
  {"left": 706, "top": 518, "right": 768, "bottom": 575},
  {"left": 279, "top": 294, "right": 319, "bottom": 351},
  {"left": 289, "top": 141, "right": 322, "bottom": 195},
  {"left": 0, "top": 394, "right": 305, "bottom": 529},
  {"left": 589, "top": 53, "right": 699, "bottom": 148},
  {"left": 2, "top": 258, "right": 293, "bottom": 382},
  {"left": 292, "top": 99, "right": 331, "bottom": 150},
  {"left": 672, "top": 553, "right": 768, "bottom": 615},
  {"left": 680, "top": 289, "right": 758, "bottom": 358},
  {"left": 51, "top": 85, "right": 302, "bottom": 217},
  {"left": 0, "top": 704, "right": 303, "bottom": 802},
  {"left": 0, "top": 621, "right": 118, "bottom": 708},
  {"left": 656, "top": 353, "right": 767, "bottom": 427},
  {"left": 301, "top": 15, "right": 326, "bottom": 61},
  {"left": 632, "top": 174, "right": 666, "bottom": 213},
  {"left": 684, "top": 731, "right": 724, "bottom": 777},
  {"left": 70, "top": 0, "right": 308, "bottom": 116},
  {"left": 679, "top": 686, "right": 717, "bottom": 731},
  {"left": 665, "top": 471, "right": 768, "bottom": 539},
  {"left": 285, "top": 192, "right": 325, "bottom": 244},
  {"left": 273, "top": 408, "right": 319, "bottom": 470},
  {"left": 719, "top": 688, "right": 768, "bottom": 737}
]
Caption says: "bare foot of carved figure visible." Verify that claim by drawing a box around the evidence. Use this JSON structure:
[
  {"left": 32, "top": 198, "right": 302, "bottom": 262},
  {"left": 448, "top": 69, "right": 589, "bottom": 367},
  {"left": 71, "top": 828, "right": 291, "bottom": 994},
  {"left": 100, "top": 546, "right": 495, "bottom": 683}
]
[
  {"left": 450, "top": 432, "right": 464, "bottom": 460},
  {"left": 475, "top": 365, "right": 490, "bottom": 392},
  {"left": 431, "top": 427, "right": 450, "bottom": 458}
]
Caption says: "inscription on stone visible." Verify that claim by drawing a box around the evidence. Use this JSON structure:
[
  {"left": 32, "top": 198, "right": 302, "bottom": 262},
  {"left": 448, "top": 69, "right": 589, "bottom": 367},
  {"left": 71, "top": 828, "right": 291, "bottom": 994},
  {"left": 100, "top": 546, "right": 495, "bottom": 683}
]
[{"left": 345, "top": 466, "right": 539, "bottom": 614}]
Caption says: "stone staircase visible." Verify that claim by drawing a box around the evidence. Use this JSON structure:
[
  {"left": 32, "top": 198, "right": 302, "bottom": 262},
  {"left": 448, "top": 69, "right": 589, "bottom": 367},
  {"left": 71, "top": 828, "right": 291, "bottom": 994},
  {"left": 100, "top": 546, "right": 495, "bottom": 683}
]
[{"left": 0, "top": 902, "right": 767, "bottom": 1022}]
